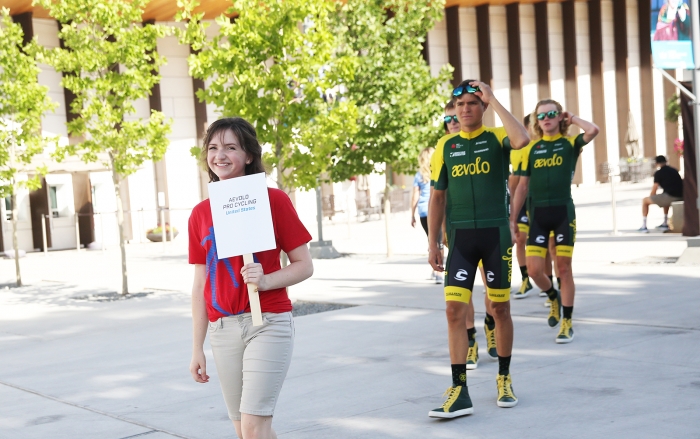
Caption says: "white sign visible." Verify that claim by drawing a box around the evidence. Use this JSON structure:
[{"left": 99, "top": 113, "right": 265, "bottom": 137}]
[{"left": 208, "top": 173, "right": 276, "bottom": 259}]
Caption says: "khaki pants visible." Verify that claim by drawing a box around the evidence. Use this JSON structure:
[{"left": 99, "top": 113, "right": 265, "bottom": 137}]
[{"left": 208, "top": 312, "right": 294, "bottom": 420}]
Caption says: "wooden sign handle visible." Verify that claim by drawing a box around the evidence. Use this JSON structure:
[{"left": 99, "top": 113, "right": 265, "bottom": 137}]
[{"left": 243, "top": 253, "right": 263, "bottom": 327}]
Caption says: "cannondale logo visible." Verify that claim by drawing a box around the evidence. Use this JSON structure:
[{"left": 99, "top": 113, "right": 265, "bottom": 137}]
[
  {"left": 454, "top": 269, "right": 468, "bottom": 281},
  {"left": 520, "top": 216, "right": 528, "bottom": 223},
  {"left": 486, "top": 271, "right": 495, "bottom": 282},
  {"left": 556, "top": 234, "right": 564, "bottom": 243},
  {"left": 535, "top": 235, "right": 546, "bottom": 244}
]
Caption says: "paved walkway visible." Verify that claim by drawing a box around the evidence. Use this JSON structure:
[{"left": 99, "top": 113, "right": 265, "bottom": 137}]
[{"left": 1, "top": 180, "right": 699, "bottom": 438}]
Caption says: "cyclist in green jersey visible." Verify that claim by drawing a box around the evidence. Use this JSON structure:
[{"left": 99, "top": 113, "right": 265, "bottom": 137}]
[
  {"left": 427, "top": 80, "right": 529, "bottom": 418},
  {"left": 511, "top": 99, "right": 599, "bottom": 344},
  {"left": 511, "top": 115, "right": 557, "bottom": 302},
  {"left": 442, "top": 100, "right": 494, "bottom": 371}
]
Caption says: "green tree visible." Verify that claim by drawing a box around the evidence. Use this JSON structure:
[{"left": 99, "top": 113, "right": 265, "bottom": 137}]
[
  {"left": 36, "top": 0, "right": 172, "bottom": 295},
  {"left": 0, "top": 8, "right": 58, "bottom": 286},
  {"left": 332, "top": 0, "right": 452, "bottom": 256},
  {"left": 179, "top": 0, "right": 357, "bottom": 194}
]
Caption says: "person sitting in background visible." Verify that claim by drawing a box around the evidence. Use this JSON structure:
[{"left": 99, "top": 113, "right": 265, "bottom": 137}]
[{"left": 639, "top": 155, "right": 683, "bottom": 233}]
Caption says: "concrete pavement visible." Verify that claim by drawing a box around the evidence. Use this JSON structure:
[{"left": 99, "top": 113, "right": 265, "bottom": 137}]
[{"left": 1, "top": 179, "right": 699, "bottom": 438}]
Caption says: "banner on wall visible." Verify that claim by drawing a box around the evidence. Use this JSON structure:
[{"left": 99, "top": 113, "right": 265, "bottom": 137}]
[{"left": 651, "top": 0, "right": 695, "bottom": 68}]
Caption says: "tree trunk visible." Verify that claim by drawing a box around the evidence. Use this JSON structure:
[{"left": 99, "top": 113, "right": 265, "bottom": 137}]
[
  {"left": 11, "top": 190, "right": 22, "bottom": 287},
  {"left": 110, "top": 159, "right": 129, "bottom": 295},
  {"left": 384, "top": 164, "right": 392, "bottom": 258},
  {"left": 275, "top": 137, "right": 291, "bottom": 268}
]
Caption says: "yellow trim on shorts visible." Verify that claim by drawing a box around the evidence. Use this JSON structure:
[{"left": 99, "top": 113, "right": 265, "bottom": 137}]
[
  {"left": 487, "top": 287, "right": 511, "bottom": 302},
  {"left": 518, "top": 224, "right": 529, "bottom": 233},
  {"left": 478, "top": 260, "right": 483, "bottom": 268},
  {"left": 444, "top": 286, "right": 472, "bottom": 303},
  {"left": 549, "top": 231, "right": 554, "bottom": 238},
  {"left": 526, "top": 245, "right": 547, "bottom": 258},
  {"left": 555, "top": 245, "right": 574, "bottom": 258}
]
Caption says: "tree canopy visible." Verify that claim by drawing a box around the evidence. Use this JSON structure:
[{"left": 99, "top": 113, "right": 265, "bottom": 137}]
[
  {"left": 0, "top": 7, "right": 58, "bottom": 286},
  {"left": 36, "top": 0, "right": 171, "bottom": 177},
  {"left": 330, "top": 0, "right": 452, "bottom": 182},
  {"left": 179, "top": 0, "right": 358, "bottom": 192},
  {"left": 36, "top": 0, "right": 172, "bottom": 294},
  {"left": 0, "top": 7, "right": 57, "bottom": 199}
]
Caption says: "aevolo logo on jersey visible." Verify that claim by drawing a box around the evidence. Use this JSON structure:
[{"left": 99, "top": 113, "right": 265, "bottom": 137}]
[
  {"left": 533, "top": 153, "right": 564, "bottom": 168},
  {"left": 451, "top": 157, "right": 490, "bottom": 177},
  {"left": 454, "top": 269, "right": 468, "bottom": 281},
  {"left": 535, "top": 235, "right": 546, "bottom": 243}
]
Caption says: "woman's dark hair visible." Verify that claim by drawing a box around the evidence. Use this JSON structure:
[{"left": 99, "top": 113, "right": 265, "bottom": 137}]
[{"left": 200, "top": 117, "right": 266, "bottom": 182}]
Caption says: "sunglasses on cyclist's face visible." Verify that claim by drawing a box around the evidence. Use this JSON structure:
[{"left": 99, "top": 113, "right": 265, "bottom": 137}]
[
  {"left": 537, "top": 110, "right": 560, "bottom": 121},
  {"left": 444, "top": 115, "right": 459, "bottom": 124},
  {"left": 452, "top": 84, "right": 480, "bottom": 97}
]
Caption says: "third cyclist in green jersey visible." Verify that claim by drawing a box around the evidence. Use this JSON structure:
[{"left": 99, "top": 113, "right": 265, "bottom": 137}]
[{"left": 511, "top": 99, "right": 599, "bottom": 344}]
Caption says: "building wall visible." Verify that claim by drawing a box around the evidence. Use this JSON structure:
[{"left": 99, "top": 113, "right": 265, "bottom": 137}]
[
  {"left": 5, "top": 3, "right": 681, "bottom": 250},
  {"left": 547, "top": 3, "right": 567, "bottom": 108},
  {"left": 490, "top": 5, "right": 510, "bottom": 127},
  {"left": 425, "top": 0, "right": 672, "bottom": 185},
  {"left": 520, "top": 4, "right": 538, "bottom": 116},
  {"left": 575, "top": 1, "right": 596, "bottom": 185},
  {"left": 627, "top": 0, "right": 644, "bottom": 157},
  {"left": 33, "top": 19, "right": 68, "bottom": 140},
  {"left": 459, "top": 8, "right": 480, "bottom": 81},
  {"left": 427, "top": 10, "right": 448, "bottom": 78}
]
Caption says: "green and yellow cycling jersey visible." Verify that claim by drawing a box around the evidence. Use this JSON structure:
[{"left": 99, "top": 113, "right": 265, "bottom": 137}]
[
  {"left": 431, "top": 126, "right": 512, "bottom": 229},
  {"left": 522, "top": 133, "right": 588, "bottom": 206}
]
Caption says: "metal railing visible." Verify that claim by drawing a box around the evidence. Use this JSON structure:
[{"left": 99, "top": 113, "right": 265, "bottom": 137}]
[{"left": 34, "top": 207, "right": 193, "bottom": 254}]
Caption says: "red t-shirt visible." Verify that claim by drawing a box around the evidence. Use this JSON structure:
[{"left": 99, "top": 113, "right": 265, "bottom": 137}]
[{"left": 188, "top": 187, "right": 312, "bottom": 322}]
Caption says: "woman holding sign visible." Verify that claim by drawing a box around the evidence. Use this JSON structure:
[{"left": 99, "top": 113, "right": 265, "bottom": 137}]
[{"left": 188, "top": 117, "right": 313, "bottom": 439}]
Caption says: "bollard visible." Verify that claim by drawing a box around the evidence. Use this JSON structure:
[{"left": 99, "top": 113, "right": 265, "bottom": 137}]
[
  {"left": 609, "top": 165, "right": 620, "bottom": 236},
  {"left": 139, "top": 208, "right": 145, "bottom": 243},
  {"left": 42, "top": 214, "right": 48, "bottom": 254},
  {"left": 100, "top": 213, "right": 105, "bottom": 252},
  {"left": 75, "top": 213, "right": 80, "bottom": 251},
  {"left": 160, "top": 207, "right": 166, "bottom": 253}
]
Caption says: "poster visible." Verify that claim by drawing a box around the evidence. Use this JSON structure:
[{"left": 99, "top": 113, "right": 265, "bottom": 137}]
[
  {"left": 208, "top": 173, "right": 276, "bottom": 259},
  {"left": 651, "top": 0, "right": 695, "bottom": 68}
]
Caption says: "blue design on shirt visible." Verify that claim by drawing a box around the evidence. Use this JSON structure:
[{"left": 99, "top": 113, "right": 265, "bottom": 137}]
[{"left": 201, "top": 227, "right": 243, "bottom": 316}]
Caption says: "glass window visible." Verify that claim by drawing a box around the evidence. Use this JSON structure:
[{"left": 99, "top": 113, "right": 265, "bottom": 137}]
[{"left": 49, "top": 186, "right": 59, "bottom": 218}]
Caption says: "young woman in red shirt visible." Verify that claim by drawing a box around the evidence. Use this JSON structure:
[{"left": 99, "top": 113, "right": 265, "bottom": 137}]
[{"left": 188, "top": 117, "right": 313, "bottom": 439}]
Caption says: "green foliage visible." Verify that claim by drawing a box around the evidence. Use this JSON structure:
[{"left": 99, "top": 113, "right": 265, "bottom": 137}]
[
  {"left": 0, "top": 8, "right": 58, "bottom": 198},
  {"left": 179, "top": 0, "right": 357, "bottom": 191},
  {"left": 330, "top": 0, "right": 451, "bottom": 181},
  {"left": 35, "top": 0, "right": 172, "bottom": 177},
  {"left": 665, "top": 93, "right": 681, "bottom": 123}
]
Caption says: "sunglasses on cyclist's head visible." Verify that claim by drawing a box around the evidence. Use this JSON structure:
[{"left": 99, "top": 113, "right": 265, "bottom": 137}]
[
  {"left": 444, "top": 115, "right": 459, "bottom": 124},
  {"left": 537, "top": 110, "right": 560, "bottom": 121},
  {"left": 452, "top": 84, "right": 480, "bottom": 97}
]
